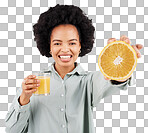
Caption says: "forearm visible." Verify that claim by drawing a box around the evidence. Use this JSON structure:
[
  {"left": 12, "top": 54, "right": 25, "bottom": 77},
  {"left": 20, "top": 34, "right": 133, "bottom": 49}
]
[
  {"left": 91, "top": 71, "right": 136, "bottom": 107},
  {"left": 5, "top": 88, "right": 30, "bottom": 133}
]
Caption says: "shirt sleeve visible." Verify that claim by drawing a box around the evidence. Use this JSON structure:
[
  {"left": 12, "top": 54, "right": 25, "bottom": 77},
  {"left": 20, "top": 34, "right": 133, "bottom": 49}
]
[
  {"left": 90, "top": 71, "right": 136, "bottom": 107},
  {"left": 5, "top": 85, "right": 30, "bottom": 133}
]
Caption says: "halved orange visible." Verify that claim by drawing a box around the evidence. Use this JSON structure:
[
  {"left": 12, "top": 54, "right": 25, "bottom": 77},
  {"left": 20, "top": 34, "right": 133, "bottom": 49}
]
[{"left": 98, "top": 41, "right": 137, "bottom": 80}]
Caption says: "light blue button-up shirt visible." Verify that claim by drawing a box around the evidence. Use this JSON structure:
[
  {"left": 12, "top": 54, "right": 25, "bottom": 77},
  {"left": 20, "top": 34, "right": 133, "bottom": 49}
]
[{"left": 5, "top": 62, "right": 135, "bottom": 133}]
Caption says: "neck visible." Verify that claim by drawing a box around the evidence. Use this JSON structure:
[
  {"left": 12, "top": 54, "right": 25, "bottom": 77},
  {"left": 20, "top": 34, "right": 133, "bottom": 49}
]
[{"left": 54, "top": 63, "right": 76, "bottom": 79}]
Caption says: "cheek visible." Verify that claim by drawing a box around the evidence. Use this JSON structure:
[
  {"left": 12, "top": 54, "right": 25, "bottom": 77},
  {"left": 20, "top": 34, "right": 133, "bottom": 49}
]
[
  {"left": 73, "top": 47, "right": 81, "bottom": 54},
  {"left": 51, "top": 47, "right": 59, "bottom": 54}
]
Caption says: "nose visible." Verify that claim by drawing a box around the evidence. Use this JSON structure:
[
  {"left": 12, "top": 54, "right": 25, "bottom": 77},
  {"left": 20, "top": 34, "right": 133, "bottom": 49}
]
[{"left": 61, "top": 44, "right": 70, "bottom": 52}]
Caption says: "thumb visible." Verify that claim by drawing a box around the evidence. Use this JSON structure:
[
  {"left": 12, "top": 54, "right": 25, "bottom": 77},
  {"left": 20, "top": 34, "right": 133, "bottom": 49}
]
[{"left": 104, "top": 76, "right": 110, "bottom": 80}]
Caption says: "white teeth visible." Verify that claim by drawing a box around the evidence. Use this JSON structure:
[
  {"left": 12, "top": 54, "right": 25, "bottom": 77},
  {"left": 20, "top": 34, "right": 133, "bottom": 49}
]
[{"left": 59, "top": 56, "right": 71, "bottom": 59}]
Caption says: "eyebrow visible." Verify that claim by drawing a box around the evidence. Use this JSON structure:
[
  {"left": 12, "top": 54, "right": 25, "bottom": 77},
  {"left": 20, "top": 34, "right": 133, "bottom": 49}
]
[{"left": 52, "top": 39, "right": 77, "bottom": 42}]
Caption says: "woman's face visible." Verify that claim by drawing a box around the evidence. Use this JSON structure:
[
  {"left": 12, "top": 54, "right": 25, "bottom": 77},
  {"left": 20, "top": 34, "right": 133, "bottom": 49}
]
[{"left": 50, "top": 24, "right": 81, "bottom": 68}]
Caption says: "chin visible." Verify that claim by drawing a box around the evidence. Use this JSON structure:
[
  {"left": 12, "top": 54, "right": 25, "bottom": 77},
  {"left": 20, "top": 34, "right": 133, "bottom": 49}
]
[{"left": 58, "top": 61, "right": 74, "bottom": 67}]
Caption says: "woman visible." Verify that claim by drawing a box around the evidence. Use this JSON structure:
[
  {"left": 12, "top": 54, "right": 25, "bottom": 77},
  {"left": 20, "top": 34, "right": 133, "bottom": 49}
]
[{"left": 5, "top": 4, "right": 143, "bottom": 133}]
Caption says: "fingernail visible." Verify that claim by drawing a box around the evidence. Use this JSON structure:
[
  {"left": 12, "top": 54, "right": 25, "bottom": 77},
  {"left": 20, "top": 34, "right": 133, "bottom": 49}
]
[{"left": 125, "top": 39, "right": 129, "bottom": 43}]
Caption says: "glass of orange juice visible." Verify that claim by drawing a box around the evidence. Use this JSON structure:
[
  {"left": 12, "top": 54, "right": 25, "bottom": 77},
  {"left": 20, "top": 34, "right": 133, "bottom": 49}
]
[{"left": 33, "top": 72, "right": 50, "bottom": 96}]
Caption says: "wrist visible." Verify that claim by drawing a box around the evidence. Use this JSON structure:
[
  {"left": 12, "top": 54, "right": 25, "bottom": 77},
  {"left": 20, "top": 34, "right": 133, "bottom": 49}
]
[
  {"left": 110, "top": 79, "right": 128, "bottom": 85},
  {"left": 19, "top": 94, "right": 30, "bottom": 106}
]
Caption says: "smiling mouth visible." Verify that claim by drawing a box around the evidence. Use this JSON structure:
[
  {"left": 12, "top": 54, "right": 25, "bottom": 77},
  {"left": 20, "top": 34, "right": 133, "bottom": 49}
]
[
  {"left": 58, "top": 55, "right": 72, "bottom": 62},
  {"left": 58, "top": 55, "right": 72, "bottom": 59}
]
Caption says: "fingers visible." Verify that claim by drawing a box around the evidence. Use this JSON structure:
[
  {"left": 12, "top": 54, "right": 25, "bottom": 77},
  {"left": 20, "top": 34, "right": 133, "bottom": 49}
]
[
  {"left": 20, "top": 75, "right": 40, "bottom": 102},
  {"left": 107, "top": 35, "right": 131, "bottom": 44},
  {"left": 22, "top": 75, "right": 40, "bottom": 91},
  {"left": 23, "top": 74, "right": 39, "bottom": 84},
  {"left": 24, "top": 78, "right": 40, "bottom": 85},
  {"left": 131, "top": 45, "right": 142, "bottom": 58},
  {"left": 108, "top": 36, "right": 144, "bottom": 51},
  {"left": 25, "top": 89, "right": 37, "bottom": 94},
  {"left": 120, "top": 35, "right": 131, "bottom": 44},
  {"left": 135, "top": 44, "right": 143, "bottom": 50},
  {"left": 120, "top": 35, "right": 143, "bottom": 58},
  {"left": 120, "top": 35, "right": 143, "bottom": 50},
  {"left": 107, "top": 38, "right": 117, "bottom": 44},
  {"left": 25, "top": 84, "right": 40, "bottom": 89}
]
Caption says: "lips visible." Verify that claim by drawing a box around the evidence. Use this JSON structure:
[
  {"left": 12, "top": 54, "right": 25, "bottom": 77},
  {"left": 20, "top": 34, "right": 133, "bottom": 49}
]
[
  {"left": 58, "top": 54, "right": 72, "bottom": 58},
  {"left": 58, "top": 54, "right": 72, "bottom": 62}
]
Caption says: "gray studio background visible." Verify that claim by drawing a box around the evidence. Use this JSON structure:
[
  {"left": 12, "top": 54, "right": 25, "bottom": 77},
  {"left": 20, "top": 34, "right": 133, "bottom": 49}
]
[{"left": 0, "top": 0, "right": 147, "bottom": 133}]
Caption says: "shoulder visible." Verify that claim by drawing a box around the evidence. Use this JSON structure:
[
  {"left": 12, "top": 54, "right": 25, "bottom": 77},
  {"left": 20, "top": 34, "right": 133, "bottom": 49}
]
[
  {"left": 75, "top": 63, "right": 102, "bottom": 78},
  {"left": 85, "top": 71, "right": 102, "bottom": 77},
  {"left": 82, "top": 71, "right": 103, "bottom": 81}
]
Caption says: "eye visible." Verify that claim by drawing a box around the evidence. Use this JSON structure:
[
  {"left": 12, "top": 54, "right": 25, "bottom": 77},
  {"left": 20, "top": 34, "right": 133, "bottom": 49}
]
[
  {"left": 70, "top": 43, "right": 76, "bottom": 45},
  {"left": 54, "top": 43, "right": 61, "bottom": 45}
]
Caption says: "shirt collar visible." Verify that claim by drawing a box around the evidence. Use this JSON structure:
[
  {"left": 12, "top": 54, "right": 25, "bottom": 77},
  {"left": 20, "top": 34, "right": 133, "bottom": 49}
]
[{"left": 43, "top": 62, "right": 87, "bottom": 76}]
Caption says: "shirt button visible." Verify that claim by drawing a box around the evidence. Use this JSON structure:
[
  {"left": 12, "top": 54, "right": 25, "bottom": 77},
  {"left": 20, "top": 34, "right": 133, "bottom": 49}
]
[
  {"left": 61, "top": 94, "right": 64, "bottom": 97},
  {"left": 60, "top": 108, "right": 64, "bottom": 112},
  {"left": 61, "top": 124, "right": 65, "bottom": 128}
]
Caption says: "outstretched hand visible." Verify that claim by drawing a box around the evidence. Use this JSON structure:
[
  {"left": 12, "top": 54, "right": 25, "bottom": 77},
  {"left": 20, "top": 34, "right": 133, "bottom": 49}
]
[{"left": 104, "top": 35, "right": 143, "bottom": 82}]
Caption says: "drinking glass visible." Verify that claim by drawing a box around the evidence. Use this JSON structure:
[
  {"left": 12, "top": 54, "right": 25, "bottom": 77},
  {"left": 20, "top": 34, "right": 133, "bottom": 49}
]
[{"left": 33, "top": 72, "right": 50, "bottom": 96}]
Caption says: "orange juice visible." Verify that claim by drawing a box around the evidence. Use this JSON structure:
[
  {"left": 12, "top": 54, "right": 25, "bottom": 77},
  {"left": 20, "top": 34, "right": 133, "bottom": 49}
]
[{"left": 34, "top": 76, "right": 50, "bottom": 95}]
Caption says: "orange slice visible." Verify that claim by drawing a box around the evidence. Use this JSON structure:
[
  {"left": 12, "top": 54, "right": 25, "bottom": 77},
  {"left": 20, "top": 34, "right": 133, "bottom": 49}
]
[{"left": 98, "top": 41, "right": 137, "bottom": 80}]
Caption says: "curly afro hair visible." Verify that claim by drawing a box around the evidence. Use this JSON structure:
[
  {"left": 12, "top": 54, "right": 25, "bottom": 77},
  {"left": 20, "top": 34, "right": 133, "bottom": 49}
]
[{"left": 33, "top": 4, "right": 95, "bottom": 57}]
